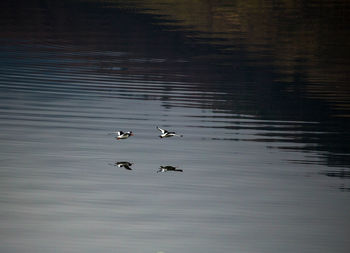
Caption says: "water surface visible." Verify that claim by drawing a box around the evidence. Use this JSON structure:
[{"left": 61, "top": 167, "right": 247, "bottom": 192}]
[{"left": 1, "top": 1, "right": 350, "bottom": 252}]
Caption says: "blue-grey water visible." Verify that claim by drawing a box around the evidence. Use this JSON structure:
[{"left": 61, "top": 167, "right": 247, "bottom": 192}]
[{"left": 1, "top": 0, "right": 350, "bottom": 252}]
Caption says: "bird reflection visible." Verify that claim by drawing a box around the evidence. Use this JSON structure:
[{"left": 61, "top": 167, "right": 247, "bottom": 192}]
[
  {"left": 114, "top": 161, "right": 133, "bottom": 170},
  {"left": 157, "top": 165, "right": 183, "bottom": 173}
]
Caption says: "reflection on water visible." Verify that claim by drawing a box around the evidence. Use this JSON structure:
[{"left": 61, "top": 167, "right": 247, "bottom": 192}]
[
  {"left": 157, "top": 166, "right": 183, "bottom": 173},
  {"left": 114, "top": 0, "right": 350, "bottom": 115},
  {"left": 113, "top": 161, "right": 134, "bottom": 171},
  {"left": 1, "top": 0, "right": 350, "bottom": 253},
  {"left": 321, "top": 169, "right": 350, "bottom": 179}
]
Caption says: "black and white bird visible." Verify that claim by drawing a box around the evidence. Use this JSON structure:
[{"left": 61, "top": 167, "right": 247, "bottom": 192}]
[
  {"left": 157, "top": 165, "right": 183, "bottom": 173},
  {"left": 115, "top": 161, "right": 133, "bottom": 170},
  {"left": 110, "top": 131, "right": 134, "bottom": 140},
  {"left": 156, "top": 126, "right": 183, "bottom": 138}
]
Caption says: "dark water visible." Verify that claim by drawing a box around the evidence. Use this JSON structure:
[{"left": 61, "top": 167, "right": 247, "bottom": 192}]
[{"left": 1, "top": 0, "right": 350, "bottom": 252}]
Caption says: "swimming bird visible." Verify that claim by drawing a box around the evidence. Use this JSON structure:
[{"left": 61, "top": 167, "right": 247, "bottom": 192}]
[
  {"left": 157, "top": 165, "right": 183, "bottom": 173},
  {"left": 112, "top": 131, "right": 134, "bottom": 140},
  {"left": 156, "top": 126, "right": 183, "bottom": 138},
  {"left": 115, "top": 161, "right": 133, "bottom": 170}
]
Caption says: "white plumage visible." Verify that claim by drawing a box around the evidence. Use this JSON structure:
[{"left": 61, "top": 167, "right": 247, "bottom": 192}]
[{"left": 156, "top": 126, "right": 183, "bottom": 138}]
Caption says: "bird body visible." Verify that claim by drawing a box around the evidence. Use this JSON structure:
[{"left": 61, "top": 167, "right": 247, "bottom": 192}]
[
  {"left": 156, "top": 126, "right": 183, "bottom": 138},
  {"left": 112, "top": 131, "right": 134, "bottom": 140}
]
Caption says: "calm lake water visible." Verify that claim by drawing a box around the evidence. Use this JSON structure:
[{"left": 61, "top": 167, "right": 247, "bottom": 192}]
[{"left": 1, "top": 0, "right": 350, "bottom": 252}]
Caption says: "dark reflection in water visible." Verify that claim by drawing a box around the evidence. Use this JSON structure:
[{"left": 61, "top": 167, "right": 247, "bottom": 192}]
[
  {"left": 157, "top": 166, "right": 183, "bottom": 173},
  {"left": 321, "top": 169, "right": 350, "bottom": 179},
  {"left": 113, "top": 161, "right": 134, "bottom": 170},
  {"left": 1, "top": 0, "right": 350, "bottom": 253},
  {"left": 1, "top": 0, "right": 349, "bottom": 168}
]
